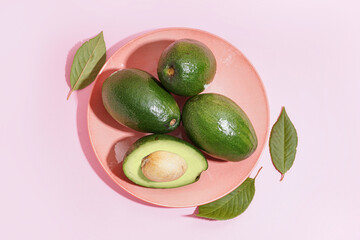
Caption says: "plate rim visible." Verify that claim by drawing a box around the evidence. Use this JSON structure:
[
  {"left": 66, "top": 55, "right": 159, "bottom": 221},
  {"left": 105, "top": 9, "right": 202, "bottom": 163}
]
[{"left": 87, "top": 27, "right": 270, "bottom": 208}]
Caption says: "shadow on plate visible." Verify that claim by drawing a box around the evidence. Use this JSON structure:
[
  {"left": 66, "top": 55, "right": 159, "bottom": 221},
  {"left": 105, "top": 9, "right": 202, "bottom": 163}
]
[
  {"left": 65, "top": 30, "right": 170, "bottom": 208},
  {"left": 125, "top": 40, "right": 174, "bottom": 76},
  {"left": 106, "top": 135, "right": 144, "bottom": 185},
  {"left": 89, "top": 68, "right": 137, "bottom": 132},
  {"left": 65, "top": 30, "right": 226, "bottom": 209}
]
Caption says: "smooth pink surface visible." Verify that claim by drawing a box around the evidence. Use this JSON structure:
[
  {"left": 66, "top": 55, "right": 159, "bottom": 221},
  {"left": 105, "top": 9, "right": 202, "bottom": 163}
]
[
  {"left": 88, "top": 28, "right": 269, "bottom": 207},
  {"left": 1, "top": 0, "right": 360, "bottom": 239}
]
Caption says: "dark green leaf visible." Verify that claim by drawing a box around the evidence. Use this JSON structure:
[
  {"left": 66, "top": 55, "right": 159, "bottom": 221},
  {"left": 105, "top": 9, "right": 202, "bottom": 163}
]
[
  {"left": 197, "top": 168, "right": 262, "bottom": 220},
  {"left": 67, "top": 31, "right": 106, "bottom": 99},
  {"left": 269, "top": 107, "right": 298, "bottom": 181}
]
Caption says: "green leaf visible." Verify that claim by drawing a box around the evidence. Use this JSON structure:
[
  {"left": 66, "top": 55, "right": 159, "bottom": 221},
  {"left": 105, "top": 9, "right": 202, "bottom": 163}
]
[
  {"left": 197, "top": 167, "right": 262, "bottom": 220},
  {"left": 67, "top": 31, "right": 106, "bottom": 100},
  {"left": 269, "top": 107, "right": 298, "bottom": 181}
]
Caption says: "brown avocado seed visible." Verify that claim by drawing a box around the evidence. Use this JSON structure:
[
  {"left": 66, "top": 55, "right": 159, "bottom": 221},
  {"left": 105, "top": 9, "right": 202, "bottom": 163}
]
[{"left": 141, "top": 151, "right": 187, "bottom": 182}]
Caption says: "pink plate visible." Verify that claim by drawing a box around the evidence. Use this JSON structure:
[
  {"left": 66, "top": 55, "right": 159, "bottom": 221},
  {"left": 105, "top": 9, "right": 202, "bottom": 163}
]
[{"left": 88, "top": 28, "right": 269, "bottom": 207}]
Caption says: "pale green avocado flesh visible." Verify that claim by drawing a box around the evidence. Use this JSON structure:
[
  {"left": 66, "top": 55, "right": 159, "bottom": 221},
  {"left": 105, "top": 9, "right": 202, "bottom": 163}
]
[{"left": 123, "top": 134, "right": 208, "bottom": 189}]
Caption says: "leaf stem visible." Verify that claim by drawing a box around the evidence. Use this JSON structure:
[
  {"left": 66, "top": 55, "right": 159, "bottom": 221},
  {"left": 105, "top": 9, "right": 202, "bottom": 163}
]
[
  {"left": 280, "top": 173, "right": 285, "bottom": 181},
  {"left": 67, "top": 89, "right": 74, "bottom": 100},
  {"left": 254, "top": 166, "right": 263, "bottom": 180}
]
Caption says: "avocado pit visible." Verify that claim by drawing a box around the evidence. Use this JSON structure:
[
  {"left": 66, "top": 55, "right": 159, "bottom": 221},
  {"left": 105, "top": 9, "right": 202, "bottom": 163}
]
[{"left": 141, "top": 150, "right": 187, "bottom": 182}]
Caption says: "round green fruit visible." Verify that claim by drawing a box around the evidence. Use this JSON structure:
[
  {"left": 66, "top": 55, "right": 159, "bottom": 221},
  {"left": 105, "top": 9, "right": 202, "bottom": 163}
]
[{"left": 157, "top": 39, "right": 216, "bottom": 96}]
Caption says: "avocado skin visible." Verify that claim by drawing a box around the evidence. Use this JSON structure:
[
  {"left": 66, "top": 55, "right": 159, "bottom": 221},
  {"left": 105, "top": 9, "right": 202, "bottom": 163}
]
[
  {"left": 157, "top": 39, "right": 216, "bottom": 96},
  {"left": 102, "top": 69, "right": 180, "bottom": 133},
  {"left": 182, "top": 93, "right": 258, "bottom": 161},
  {"left": 123, "top": 134, "right": 208, "bottom": 189}
]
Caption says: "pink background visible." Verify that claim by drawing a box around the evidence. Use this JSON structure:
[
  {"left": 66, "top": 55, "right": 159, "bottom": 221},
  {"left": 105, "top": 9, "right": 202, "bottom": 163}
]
[{"left": 1, "top": 0, "right": 359, "bottom": 239}]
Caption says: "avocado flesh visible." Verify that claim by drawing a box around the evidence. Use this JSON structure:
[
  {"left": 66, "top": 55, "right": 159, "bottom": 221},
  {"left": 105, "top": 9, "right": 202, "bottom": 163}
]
[
  {"left": 123, "top": 134, "right": 208, "bottom": 189},
  {"left": 157, "top": 39, "right": 216, "bottom": 96},
  {"left": 182, "top": 93, "right": 258, "bottom": 162},
  {"left": 102, "top": 69, "right": 180, "bottom": 133}
]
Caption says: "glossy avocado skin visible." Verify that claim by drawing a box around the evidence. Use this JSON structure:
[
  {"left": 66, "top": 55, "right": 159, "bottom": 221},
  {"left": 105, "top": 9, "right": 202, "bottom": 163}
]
[
  {"left": 182, "top": 93, "right": 258, "bottom": 161},
  {"left": 102, "top": 69, "right": 180, "bottom": 133},
  {"left": 157, "top": 39, "right": 216, "bottom": 96}
]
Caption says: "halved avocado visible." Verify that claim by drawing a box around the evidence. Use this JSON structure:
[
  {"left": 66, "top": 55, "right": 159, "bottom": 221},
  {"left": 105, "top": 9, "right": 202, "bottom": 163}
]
[{"left": 123, "top": 134, "right": 208, "bottom": 188}]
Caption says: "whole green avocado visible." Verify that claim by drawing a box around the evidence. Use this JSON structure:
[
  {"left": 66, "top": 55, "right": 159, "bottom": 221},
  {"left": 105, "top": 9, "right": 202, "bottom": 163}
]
[
  {"left": 182, "top": 93, "right": 258, "bottom": 161},
  {"left": 102, "top": 68, "right": 180, "bottom": 133},
  {"left": 157, "top": 39, "right": 216, "bottom": 96}
]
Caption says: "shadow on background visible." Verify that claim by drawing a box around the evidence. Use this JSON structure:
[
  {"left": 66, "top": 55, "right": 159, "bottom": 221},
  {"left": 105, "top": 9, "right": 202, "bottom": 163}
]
[
  {"left": 65, "top": 30, "right": 169, "bottom": 208},
  {"left": 65, "top": 30, "right": 222, "bottom": 208}
]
